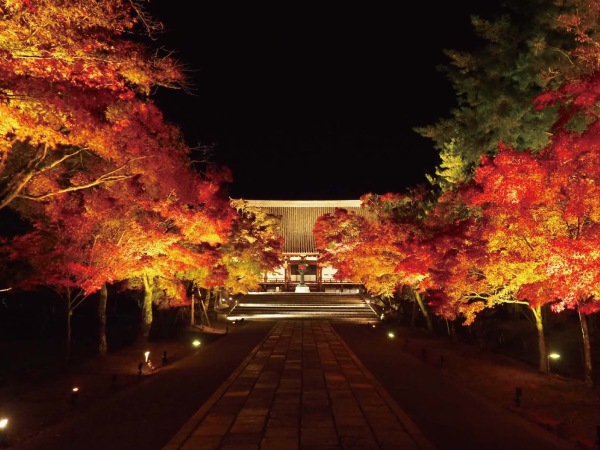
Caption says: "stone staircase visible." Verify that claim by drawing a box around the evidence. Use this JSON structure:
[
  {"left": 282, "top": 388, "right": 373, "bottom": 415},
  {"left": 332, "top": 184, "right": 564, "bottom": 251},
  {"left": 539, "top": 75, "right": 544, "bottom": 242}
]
[{"left": 226, "top": 292, "right": 380, "bottom": 324}]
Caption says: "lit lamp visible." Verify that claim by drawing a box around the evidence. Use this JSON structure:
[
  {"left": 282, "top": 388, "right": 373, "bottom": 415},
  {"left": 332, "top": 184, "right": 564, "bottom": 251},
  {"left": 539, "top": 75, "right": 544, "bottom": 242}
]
[
  {"left": 387, "top": 332, "right": 395, "bottom": 339},
  {"left": 0, "top": 417, "right": 8, "bottom": 444},
  {"left": 192, "top": 339, "right": 201, "bottom": 347},
  {"left": 144, "top": 351, "right": 150, "bottom": 363},
  {"left": 547, "top": 352, "right": 560, "bottom": 372},
  {"left": 70, "top": 386, "right": 79, "bottom": 405}
]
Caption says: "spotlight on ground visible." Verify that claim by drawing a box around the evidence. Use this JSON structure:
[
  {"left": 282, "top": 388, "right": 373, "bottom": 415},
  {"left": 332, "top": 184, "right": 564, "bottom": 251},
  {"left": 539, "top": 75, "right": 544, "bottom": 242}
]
[
  {"left": 547, "top": 352, "right": 561, "bottom": 373},
  {"left": 0, "top": 417, "right": 8, "bottom": 444},
  {"left": 70, "top": 386, "right": 79, "bottom": 405}
]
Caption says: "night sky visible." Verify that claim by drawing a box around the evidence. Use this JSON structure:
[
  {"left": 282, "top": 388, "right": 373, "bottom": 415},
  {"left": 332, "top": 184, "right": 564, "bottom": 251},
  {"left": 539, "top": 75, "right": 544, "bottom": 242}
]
[{"left": 148, "top": 2, "right": 504, "bottom": 200}]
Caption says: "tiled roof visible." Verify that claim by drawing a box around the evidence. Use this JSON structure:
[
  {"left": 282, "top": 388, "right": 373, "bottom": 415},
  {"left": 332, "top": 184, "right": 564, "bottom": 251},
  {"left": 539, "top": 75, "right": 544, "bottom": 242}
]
[{"left": 242, "top": 200, "right": 373, "bottom": 255}]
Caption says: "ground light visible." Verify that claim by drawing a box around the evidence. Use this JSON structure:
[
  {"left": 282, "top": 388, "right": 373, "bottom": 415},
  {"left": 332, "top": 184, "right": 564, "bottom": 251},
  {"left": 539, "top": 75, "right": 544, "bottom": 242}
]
[
  {"left": 387, "top": 332, "right": 395, "bottom": 339},
  {"left": 139, "top": 350, "right": 155, "bottom": 374},
  {"left": 192, "top": 339, "right": 201, "bottom": 347},
  {"left": 547, "top": 352, "right": 561, "bottom": 373},
  {"left": 0, "top": 417, "right": 7, "bottom": 446},
  {"left": 70, "top": 387, "right": 79, "bottom": 405}
]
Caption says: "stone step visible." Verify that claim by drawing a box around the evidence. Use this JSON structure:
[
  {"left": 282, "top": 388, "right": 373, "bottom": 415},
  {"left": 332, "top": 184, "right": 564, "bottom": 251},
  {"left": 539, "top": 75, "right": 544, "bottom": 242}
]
[
  {"left": 234, "top": 298, "right": 369, "bottom": 305},
  {"left": 227, "top": 293, "right": 379, "bottom": 323},
  {"left": 238, "top": 295, "right": 365, "bottom": 303}
]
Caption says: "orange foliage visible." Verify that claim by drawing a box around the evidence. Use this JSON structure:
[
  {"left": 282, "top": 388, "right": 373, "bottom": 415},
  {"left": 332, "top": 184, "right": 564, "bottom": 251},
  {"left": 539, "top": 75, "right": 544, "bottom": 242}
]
[
  {"left": 0, "top": 0, "right": 186, "bottom": 209},
  {"left": 315, "top": 192, "right": 430, "bottom": 299}
]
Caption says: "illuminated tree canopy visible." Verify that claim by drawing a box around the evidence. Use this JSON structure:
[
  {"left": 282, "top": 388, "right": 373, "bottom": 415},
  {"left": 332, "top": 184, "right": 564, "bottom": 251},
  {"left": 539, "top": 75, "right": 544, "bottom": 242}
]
[{"left": 0, "top": 0, "right": 186, "bottom": 210}]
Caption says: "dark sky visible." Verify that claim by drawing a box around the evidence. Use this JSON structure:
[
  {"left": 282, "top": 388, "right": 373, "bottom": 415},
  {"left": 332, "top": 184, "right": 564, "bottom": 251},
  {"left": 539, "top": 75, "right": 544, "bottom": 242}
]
[{"left": 148, "top": 2, "right": 503, "bottom": 200}]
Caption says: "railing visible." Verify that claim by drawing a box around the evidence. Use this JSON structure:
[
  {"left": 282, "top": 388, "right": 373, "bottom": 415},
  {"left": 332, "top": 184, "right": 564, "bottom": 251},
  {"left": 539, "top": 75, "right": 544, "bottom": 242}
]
[
  {"left": 261, "top": 278, "right": 359, "bottom": 284},
  {"left": 261, "top": 274, "right": 362, "bottom": 290},
  {"left": 264, "top": 277, "right": 286, "bottom": 283}
]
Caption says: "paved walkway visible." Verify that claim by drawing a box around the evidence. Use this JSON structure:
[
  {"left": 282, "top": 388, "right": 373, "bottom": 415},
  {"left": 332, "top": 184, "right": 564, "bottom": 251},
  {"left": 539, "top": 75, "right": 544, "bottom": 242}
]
[{"left": 163, "top": 320, "right": 435, "bottom": 450}]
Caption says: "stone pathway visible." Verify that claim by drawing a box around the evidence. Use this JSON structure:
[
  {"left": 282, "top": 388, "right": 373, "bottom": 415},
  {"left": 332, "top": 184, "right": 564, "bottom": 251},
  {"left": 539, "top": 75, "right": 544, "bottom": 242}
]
[{"left": 163, "top": 320, "right": 435, "bottom": 450}]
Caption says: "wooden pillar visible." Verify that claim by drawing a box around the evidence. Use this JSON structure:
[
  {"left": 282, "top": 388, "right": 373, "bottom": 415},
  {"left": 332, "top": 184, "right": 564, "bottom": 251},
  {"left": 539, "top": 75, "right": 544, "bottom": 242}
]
[
  {"left": 284, "top": 259, "right": 289, "bottom": 292},
  {"left": 317, "top": 263, "right": 322, "bottom": 292}
]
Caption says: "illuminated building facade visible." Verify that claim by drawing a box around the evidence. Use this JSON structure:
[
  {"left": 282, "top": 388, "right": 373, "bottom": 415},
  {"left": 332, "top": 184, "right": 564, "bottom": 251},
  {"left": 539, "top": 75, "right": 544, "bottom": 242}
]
[{"left": 243, "top": 200, "right": 373, "bottom": 293}]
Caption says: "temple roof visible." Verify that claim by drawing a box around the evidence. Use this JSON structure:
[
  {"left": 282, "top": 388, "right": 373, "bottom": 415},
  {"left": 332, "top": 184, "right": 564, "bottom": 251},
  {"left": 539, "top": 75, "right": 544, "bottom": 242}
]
[{"left": 243, "top": 200, "right": 373, "bottom": 255}]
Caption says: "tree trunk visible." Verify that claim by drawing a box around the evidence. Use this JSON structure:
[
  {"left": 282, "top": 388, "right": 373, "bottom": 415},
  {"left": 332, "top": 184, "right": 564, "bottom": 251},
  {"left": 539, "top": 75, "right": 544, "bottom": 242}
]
[
  {"left": 474, "top": 318, "right": 485, "bottom": 350},
  {"left": 98, "top": 283, "right": 108, "bottom": 355},
  {"left": 410, "top": 299, "right": 418, "bottom": 328},
  {"left": 414, "top": 289, "right": 433, "bottom": 331},
  {"left": 190, "top": 286, "right": 196, "bottom": 326},
  {"left": 141, "top": 272, "right": 153, "bottom": 340},
  {"left": 66, "top": 302, "right": 72, "bottom": 363},
  {"left": 61, "top": 286, "right": 73, "bottom": 363},
  {"left": 531, "top": 306, "right": 547, "bottom": 373},
  {"left": 578, "top": 309, "right": 594, "bottom": 387},
  {"left": 446, "top": 319, "right": 457, "bottom": 343}
]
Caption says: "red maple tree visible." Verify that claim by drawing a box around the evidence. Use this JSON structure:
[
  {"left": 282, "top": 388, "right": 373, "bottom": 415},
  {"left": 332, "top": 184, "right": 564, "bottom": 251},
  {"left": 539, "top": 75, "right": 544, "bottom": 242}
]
[{"left": 0, "top": 0, "right": 186, "bottom": 210}]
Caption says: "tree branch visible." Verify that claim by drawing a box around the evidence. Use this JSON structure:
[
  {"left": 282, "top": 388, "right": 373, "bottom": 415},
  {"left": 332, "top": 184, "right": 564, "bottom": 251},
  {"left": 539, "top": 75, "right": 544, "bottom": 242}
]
[{"left": 18, "top": 173, "right": 135, "bottom": 200}]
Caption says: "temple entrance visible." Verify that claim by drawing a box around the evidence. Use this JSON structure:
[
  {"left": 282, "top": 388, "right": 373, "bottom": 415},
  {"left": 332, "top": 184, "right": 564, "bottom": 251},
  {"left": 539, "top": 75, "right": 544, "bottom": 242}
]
[{"left": 243, "top": 200, "right": 374, "bottom": 293}]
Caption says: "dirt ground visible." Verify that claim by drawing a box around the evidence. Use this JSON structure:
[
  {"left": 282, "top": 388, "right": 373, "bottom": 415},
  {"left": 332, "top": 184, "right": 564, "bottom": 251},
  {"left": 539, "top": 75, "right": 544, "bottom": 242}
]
[
  {"left": 1, "top": 321, "right": 600, "bottom": 449},
  {"left": 0, "top": 327, "right": 203, "bottom": 448},
  {"left": 390, "top": 326, "right": 600, "bottom": 449}
]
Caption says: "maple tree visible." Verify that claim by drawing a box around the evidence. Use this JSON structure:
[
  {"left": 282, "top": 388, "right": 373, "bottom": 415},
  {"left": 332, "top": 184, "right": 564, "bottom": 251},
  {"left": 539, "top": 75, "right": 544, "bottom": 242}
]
[
  {"left": 315, "top": 191, "right": 435, "bottom": 330},
  {"left": 489, "top": 1, "right": 600, "bottom": 384},
  {"left": 422, "top": 187, "right": 537, "bottom": 350},
  {"left": 314, "top": 208, "right": 366, "bottom": 284},
  {"left": 84, "top": 166, "right": 235, "bottom": 342},
  {"left": 0, "top": 0, "right": 186, "bottom": 210},
  {"left": 216, "top": 199, "right": 284, "bottom": 295},
  {"left": 3, "top": 216, "right": 103, "bottom": 361},
  {"left": 362, "top": 191, "right": 436, "bottom": 330},
  {"left": 528, "top": 82, "right": 600, "bottom": 385},
  {"left": 4, "top": 147, "right": 236, "bottom": 353},
  {"left": 0, "top": 0, "right": 244, "bottom": 348},
  {"left": 447, "top": 148, "right": 558, "bottom": 372},
  {"left": 439, "top": 128, "right": 600, "bottom": 381},
  {"left": 411, "top": 0, "right": 600, "bottom": 381},
  {"left": 313, "top": 207, "right": 403, "bottom": 298}
]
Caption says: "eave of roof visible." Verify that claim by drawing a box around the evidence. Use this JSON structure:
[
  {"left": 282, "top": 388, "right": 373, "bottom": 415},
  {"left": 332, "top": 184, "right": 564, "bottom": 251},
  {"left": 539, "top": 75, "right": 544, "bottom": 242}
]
[{"left": 243, "top": 200, "right": 363, "bottom": 208}]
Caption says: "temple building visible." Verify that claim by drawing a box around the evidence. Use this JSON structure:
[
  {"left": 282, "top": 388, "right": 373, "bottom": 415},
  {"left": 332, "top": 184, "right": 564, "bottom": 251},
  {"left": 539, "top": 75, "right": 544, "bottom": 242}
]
[{"left": 243, "top": 200, "right": 373, "bottom": 293}]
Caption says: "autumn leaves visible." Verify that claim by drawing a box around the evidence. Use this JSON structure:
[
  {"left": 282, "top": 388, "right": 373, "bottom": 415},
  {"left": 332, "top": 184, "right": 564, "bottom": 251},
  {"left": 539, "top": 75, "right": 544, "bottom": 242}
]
[{"left": 0, "top": 1, "right": 283, "bottom": 350}]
